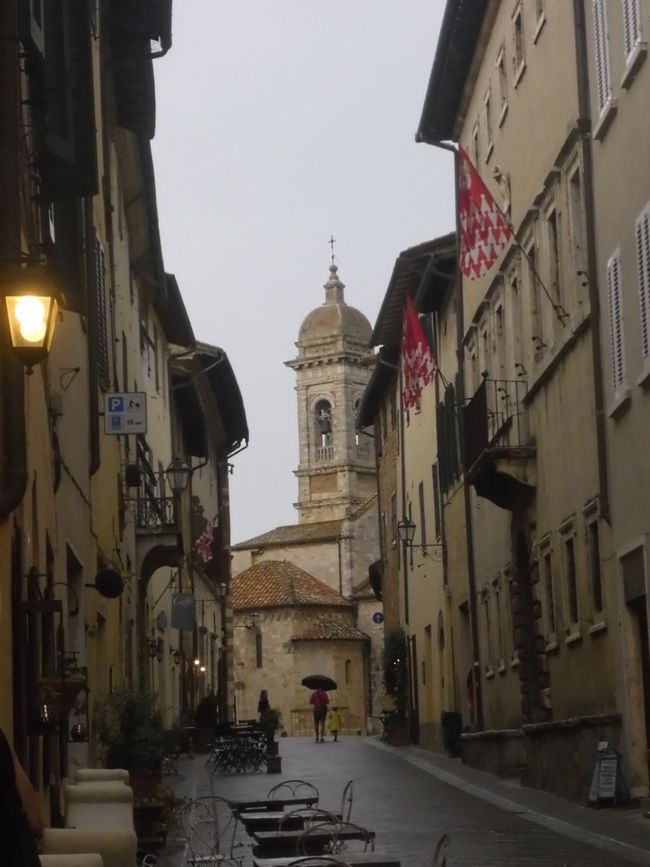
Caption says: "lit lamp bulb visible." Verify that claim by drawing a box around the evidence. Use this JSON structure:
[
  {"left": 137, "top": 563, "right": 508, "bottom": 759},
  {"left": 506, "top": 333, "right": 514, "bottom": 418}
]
[
  {"left": 199, "top": 665, "right": 206, "bottom": 673},
  {"left": 194, "top": 658, "right": 201, "bottom": 666},
  {"left": 15, "top": 296, "right": 47, "bottom": 344}
]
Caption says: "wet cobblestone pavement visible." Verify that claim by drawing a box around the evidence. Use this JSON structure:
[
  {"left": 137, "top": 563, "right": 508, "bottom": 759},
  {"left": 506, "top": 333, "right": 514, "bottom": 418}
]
[{"left": 153, "top": 735, "right": 650, "bottom": 866}]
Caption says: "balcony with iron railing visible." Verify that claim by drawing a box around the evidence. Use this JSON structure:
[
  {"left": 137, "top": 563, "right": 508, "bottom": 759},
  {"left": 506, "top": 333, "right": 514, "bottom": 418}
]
[
  {"left": 134, "top": 447, "right": 180, "bottom": 534},
  {"left": 463, "top": 377, "right": 536, "bottom": 510}
]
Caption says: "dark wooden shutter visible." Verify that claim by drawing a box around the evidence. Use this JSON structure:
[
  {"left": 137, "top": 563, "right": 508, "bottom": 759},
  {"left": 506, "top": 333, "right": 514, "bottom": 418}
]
[
  {"left": 41, "top": 0, "right": 97, "bottom": 201},
  {"left": 18, "top": 0, "right": 45, "bottom": 58},
  {"left": 95, "top": 235, "right": 110, "bottom": 391}
]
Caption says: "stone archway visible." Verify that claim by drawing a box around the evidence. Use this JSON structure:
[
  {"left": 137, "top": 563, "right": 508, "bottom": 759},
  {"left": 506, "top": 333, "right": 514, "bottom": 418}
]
[{"left": 137, "top": 543, "right": 183, "bottom": 690}]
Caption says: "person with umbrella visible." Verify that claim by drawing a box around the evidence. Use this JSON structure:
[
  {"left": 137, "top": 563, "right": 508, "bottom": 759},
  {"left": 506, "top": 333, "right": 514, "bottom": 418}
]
[{"left": 302, "top": 675, "right": 336, "bottom": 744}]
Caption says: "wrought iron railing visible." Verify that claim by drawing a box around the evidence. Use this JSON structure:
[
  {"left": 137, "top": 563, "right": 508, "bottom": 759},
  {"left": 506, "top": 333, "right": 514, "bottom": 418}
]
[
  {"left": 133, "top": 437, "right": 179, "bottom": 531},
  {"left": 136, "top": 495, "right": 177, "bottom": 531},
  {"left": 464, "top": 378, "right": 529, "bottom": 471}
]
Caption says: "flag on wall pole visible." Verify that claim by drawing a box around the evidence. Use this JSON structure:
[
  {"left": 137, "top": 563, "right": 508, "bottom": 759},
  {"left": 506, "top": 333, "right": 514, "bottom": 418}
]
[
  {"left": 401, "top": 294, "right": 437, "bottom": 409},
  {"left": 194, "top": 514, "right": 218, "bottom": 563},
  {"left": 458, "top": 145, "right": 512, "bottom": 280}
]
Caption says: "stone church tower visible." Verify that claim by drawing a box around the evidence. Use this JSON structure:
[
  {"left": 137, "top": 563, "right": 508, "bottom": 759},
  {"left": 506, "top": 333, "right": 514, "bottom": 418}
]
[
  {"left": 231, "top": 260, "right": 387, "bottom": 729},
  {"left": 286, "top": 262, "right": 376, "bottom": 524}
]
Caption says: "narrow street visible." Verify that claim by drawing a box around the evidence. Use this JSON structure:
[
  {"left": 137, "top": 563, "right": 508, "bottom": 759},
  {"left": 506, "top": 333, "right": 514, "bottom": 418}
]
[{"left": 157, "top": 736, "right": 650, "bottom": 866}]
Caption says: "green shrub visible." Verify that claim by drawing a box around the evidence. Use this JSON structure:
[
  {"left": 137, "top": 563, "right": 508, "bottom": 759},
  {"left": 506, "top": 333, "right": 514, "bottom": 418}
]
[
  {"left": 383, "top": 627, "right": 409, "bottom": 724},
  {"left": 95, "top": 686, "right": 165, "bottom": 774}
]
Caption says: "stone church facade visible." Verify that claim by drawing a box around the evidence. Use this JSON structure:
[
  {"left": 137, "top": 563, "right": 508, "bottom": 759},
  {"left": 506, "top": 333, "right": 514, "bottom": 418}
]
[{"left": 232, "top": 262, "right": 386, "bottom": 731}]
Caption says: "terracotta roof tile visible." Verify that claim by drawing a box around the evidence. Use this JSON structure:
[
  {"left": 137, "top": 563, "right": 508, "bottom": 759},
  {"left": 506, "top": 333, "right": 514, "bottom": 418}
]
[
  {"left": 233, "top": 521, "right": 343, "bottom": 550},
  {"left": 232, "top": 560, "right": 352, "bottom": 611},
  {"left": 292, "top": 614, "right": 369, "bottom": 642}
]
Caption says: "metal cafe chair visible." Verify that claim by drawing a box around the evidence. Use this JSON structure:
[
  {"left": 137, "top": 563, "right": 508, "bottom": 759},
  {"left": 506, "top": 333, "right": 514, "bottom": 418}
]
[
  {"left": 287, "top": 859, "right": 354, "bottom": 866},
  {"left": 267, "top": 779, "right": 320, "bottom": 803},
  {"left": 178, "top": 796, "right": 242, "bottom": 867},
  {"left": 297, "top": 820, "right": 374, "bottom": 857},
  {"left": 278, "top": 808, "right": 341, "bottom": 833}
]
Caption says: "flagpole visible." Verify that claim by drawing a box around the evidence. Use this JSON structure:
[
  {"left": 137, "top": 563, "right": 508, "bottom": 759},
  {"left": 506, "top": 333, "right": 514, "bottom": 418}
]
[
  {"left": 512, "top": 237, "right": 569, "bottom": 327},
  {"left": 431, "top": 139, "right": 484, "bottom": 731}
]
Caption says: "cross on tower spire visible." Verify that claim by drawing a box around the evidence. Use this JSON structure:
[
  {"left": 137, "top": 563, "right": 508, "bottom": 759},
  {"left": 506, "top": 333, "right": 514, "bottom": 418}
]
[{"left": 329, "top": 234, "right": 336, "bottom": 263}]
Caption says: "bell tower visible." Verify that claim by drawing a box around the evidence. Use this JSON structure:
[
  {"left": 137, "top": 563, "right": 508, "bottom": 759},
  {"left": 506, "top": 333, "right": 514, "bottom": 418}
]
[{"left": 286, "top": 261, "right": 376, "bottom": 524}]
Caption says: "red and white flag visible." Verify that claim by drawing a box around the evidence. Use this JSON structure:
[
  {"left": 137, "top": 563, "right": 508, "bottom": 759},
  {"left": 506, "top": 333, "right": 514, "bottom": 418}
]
[
  {"left": 458, "top": 145, "right": 512, "bottom": 280},
  {"left": 194, "top": 514, "right": 218, "bottom": 563},
  {"left": 402, "top": 294, "right": 437, "bottom": 409}
]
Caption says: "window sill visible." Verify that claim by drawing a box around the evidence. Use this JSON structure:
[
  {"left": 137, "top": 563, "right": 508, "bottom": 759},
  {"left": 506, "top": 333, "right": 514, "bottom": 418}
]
[
  {"left": 498, "top": 102, "right": 508, "bottom": 127},
  {"left": 485, "top": 667, "right": 495, "bottom": 680},
  {"left": 565, "top": 631, "right": 582, "bottom": 647},
  {"left": 621, "top": 42, "right": 647, "bottom": 89},
  {"left": 545, "top": 639, "right": 559, "bottom": 654},
  {"left": 589, "top": 621, "right": 607, "bottom": 636},
  {"left": 510, "top": 656, "right": 519, "bottom": 669},
  {"left": 636, "top": 358, "right": 650, "bottom": 389},
  {"left": 533, "top": 13, "right": 546, "bottom": 44},
  {"left": 593, "top": 99, "right": 618, "bottom": 142},
  {"left": 513, "top": 61, "right": 527, "bottom": 89},
  {"left": 485, "top": 141, "right": 494, "bottom": 164},
  {"left": 607, "top": 388, "right": 631, "bottom": 420},
  {"left": 498, "top": 660, "right": 507, "bottom": 675}
]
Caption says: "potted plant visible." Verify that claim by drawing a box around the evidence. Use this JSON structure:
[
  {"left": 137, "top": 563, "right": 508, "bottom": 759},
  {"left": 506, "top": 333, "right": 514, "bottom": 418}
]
[
  {"left": 383, "top": 627, "right": 410, "bottom": 746},
  {"left": 133, "top": 785, "right": 188, "bottom": 850},
  {"left": 95, "top": 686, "right": 166, "bottom": 797}
]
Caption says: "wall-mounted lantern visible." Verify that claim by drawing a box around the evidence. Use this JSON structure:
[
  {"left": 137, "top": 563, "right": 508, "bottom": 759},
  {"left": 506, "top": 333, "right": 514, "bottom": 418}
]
[
  {"left": 165, "top": 457, "right": 191, "bottom": 494},
  {"left": 2, "top": 267, "right": 60, "bottom": 373}
]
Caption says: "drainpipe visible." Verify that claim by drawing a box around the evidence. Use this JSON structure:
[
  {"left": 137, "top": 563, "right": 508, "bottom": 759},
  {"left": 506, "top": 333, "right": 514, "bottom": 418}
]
[
  {"left": 0, "top": 1, "right": 28, "bottom": 518},
  {"left": 572, "top": 0, "right": 610, "bottom": 524},
  {"left": 428, "top": 140, "right": 483, "bottom": 729}
]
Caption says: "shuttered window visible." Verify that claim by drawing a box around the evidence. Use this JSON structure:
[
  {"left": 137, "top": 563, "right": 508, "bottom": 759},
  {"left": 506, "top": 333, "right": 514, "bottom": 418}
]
[
  {"left": 635, "top": 206, "right": 650, "bottom": 359},
  {"left": 622, "top": 0, "right": 642, "bottom": 61},
  {"left": 593, "top": 0, "right": 612, "bottom": 112},
  {"left": 607, "top": 250, "right": 625, "bottom": 391},
  {"left": 95, "top": 235, "right": 110, "bottom": 390},
  {"left": 432, "top": 463, "right": 441, "bottom": 540}
]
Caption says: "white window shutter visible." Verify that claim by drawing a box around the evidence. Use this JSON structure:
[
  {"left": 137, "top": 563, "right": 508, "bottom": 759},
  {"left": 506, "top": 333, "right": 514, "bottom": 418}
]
[
  {"left": 622, "top": 0, "right": 642, "bottom": 61},
  {"left": 593, "top": 0, "right": 612, "bottom": 112},
  {"left": 636, "top": 207, "right": 650, "bottom": 359},
  {"left": 607, "top": 251, "right": 625, "bottom": 390}
]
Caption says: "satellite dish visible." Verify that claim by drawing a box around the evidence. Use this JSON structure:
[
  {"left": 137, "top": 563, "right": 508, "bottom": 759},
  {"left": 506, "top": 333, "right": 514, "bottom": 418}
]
[{"left": 95, "top": 568, "right": 124, "bottom": 599}]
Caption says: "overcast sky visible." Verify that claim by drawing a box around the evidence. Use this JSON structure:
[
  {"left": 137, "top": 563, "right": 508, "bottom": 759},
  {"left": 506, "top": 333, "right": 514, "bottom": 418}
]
[{"left": 152, "top": 1, "right": 454, "bottom": 544}]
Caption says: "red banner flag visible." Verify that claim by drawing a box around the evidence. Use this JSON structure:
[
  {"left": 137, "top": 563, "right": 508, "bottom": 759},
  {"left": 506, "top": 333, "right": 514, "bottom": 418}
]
[
  {"left": 194, "top": 514, "right": 218, "bottom": 563},
  {"left": 458, "top": 145, "right": 512, "bottom": 280},
  {"left": 402, "top": 294, "right": 437, "bottom": 409}
]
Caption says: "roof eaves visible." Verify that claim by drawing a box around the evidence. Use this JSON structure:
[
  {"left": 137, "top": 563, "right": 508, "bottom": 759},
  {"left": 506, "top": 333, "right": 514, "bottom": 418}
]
[
  {"left": 370, "top": 234, "right": 457, "bottom": 349},
  {"left": 416, "top": 0, "right": 491, "bottom": 145},
  {"left": 196, "top": 343, "right": 249, "bottom": 452}
]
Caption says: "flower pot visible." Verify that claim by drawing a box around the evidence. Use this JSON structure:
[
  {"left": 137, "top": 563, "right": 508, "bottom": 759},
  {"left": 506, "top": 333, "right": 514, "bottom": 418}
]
[
  {"left": 267, "top": 740, "right": 279, "bottom": 756},
  {"left": 266, "top": 754, "right": 282, "bottom": 774}
]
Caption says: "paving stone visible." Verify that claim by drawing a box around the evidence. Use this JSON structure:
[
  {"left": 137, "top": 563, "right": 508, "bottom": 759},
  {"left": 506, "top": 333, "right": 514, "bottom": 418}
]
[{"left": 151, "top": 736, "right": 650, "bottom": 866}]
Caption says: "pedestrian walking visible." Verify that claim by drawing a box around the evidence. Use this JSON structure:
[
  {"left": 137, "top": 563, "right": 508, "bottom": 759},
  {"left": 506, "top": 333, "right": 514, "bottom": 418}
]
[
  {"left": 257, "top": 689, "right": 270, "bottom": 718},
  {"left": 328, "top": 705, "right": 341, "bottom": 742},
  {"left": 0, "top": 727, "right": 43, "bottom": 866},
  {"left": 310, "top": 688, "right": 329, "bottom": 742}
]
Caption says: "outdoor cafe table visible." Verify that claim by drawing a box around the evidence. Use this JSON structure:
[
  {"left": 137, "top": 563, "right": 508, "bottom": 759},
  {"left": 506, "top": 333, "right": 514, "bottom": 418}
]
[
  {"left": 227, "top": 796, "right": 319, "bottom": 813},
  {"left": 252, "top": 826, "right": 376, "bottom": 857},
  {"left": 253, "top": 854, "right": 399, "bottom": 867}
]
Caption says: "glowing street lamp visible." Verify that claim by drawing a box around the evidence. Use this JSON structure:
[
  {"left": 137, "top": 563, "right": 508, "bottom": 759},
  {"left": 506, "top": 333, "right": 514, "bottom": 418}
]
[{"left": 3, "top": 268, "right": 60, "bottom": 372}]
